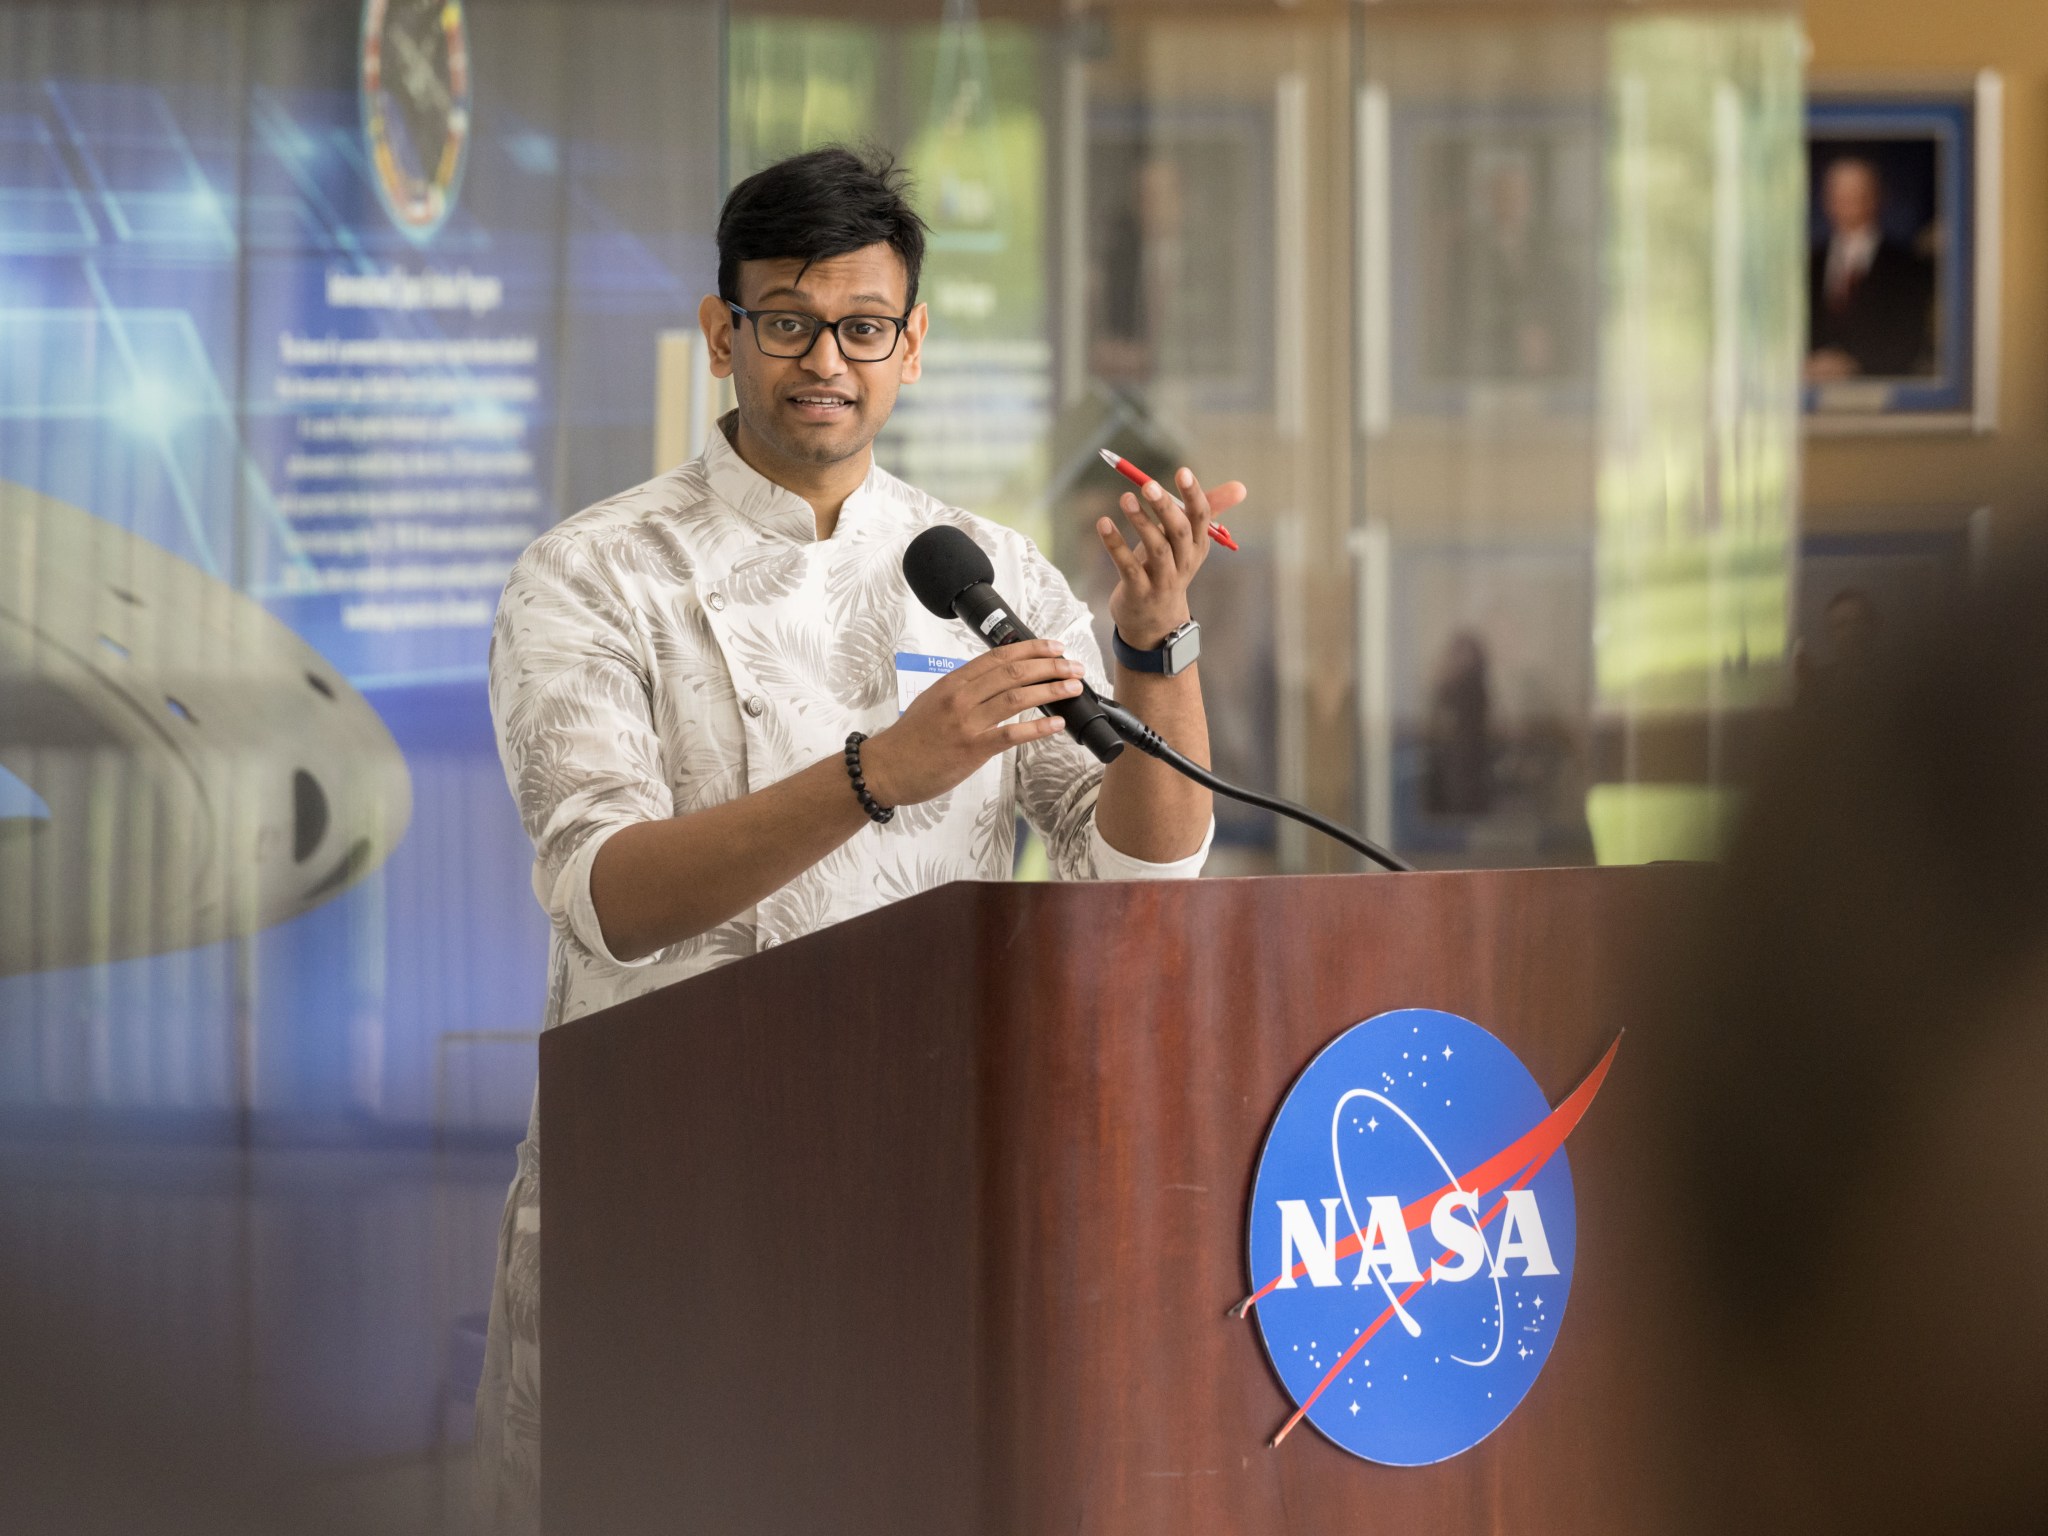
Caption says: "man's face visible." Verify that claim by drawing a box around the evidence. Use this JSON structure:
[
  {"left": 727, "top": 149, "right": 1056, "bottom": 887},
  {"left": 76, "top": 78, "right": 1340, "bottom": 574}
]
[
  {"left": 1823, "top": 161, "right": 1882, "bottom": 238},
  {"left": 708, "top": 244, "right": 926, "bottom": 471}
]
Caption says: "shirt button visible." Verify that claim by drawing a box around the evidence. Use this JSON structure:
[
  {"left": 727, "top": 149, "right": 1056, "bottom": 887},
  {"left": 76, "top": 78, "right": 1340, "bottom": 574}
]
[
  {"left": 705, "top": 591, "right": 726, "bottom": 612},
  {"left": 743, "top": 695, "right": 765, "bottom": 718}
]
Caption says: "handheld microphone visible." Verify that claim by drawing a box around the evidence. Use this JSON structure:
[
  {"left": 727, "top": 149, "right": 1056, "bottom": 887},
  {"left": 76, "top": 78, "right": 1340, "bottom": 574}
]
[
  {"left": 902, "top": 525, "right": 1124, "bottom": 763},
  {"left": 899, "top": 526, "right": 1413, "bottom": 871}
]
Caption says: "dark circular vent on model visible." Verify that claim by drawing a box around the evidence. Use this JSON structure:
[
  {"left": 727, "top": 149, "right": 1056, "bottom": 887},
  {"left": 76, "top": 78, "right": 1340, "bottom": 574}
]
[{"left": 292, "top": 769, "right": 329, "bottom": 864}]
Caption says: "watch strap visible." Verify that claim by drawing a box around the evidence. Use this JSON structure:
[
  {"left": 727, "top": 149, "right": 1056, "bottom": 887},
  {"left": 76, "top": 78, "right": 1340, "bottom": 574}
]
[
  {"left": 1113, "top": 620, "right": 1197, "bottom": 675},
  {"left": 1112, "top": 625, "right": 1167, "bottom": 673}
]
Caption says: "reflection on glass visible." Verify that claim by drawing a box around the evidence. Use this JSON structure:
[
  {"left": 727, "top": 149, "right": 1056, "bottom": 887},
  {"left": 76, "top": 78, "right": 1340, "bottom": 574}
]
[
  {"left": 1356, "top": 4, "right": 1801, "bottom": 870},
  {"left": 1085, "top": 104, "right": 1274, "bottom": 409},
  {"left": 728, "top": 8, "right": 1051, "bottom": 543},
  {"left": 1592, "top": 15, "right": 1802, "bottom": 861},
  {"left": 0, "top": 0, "right": 724, "bottom": 1473}
]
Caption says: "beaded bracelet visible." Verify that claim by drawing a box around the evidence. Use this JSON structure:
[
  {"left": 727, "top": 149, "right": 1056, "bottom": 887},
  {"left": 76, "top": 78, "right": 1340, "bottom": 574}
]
[{"left": 842, "top": 731, "right": 895, "bottom": 824}]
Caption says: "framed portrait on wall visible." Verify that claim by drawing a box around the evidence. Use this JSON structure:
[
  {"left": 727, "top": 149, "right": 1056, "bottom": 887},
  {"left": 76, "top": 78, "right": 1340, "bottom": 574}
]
[
  {"left": 1365, "top": 537, "right": 1598, "bottom": 866},
  {"left": 1084, "top": 102, "right": 1274, "bottom": 414},
  {"left": 1357, "top": 91, "right": 1602, "bottom": 431},
  {"left": 1805, "top": 73, "right": 2001, "bottom": 434},
  {"left": 1795, "top": 506, "right": 1988, "bottom": 702}
]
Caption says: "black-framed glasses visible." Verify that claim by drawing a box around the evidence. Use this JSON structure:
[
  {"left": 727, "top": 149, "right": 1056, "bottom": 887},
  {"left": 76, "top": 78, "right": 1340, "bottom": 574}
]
[{"left": 726, "top": 302, "right": 910, "bottom": 363}]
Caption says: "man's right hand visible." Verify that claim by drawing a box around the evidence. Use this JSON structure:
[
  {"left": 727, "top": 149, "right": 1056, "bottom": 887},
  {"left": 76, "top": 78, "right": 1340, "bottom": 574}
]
[
  {"left": 859, "top": 639, "right": 1085, "bottom": 808},
  {"left": 588, "top": 639, "right": 1087, "bottom": 961}
]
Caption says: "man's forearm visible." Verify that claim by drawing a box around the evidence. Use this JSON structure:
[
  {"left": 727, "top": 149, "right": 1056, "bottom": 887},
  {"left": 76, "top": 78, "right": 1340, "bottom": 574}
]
[
  {"left": 589, "top": 754, "right": 869, "bottom": 963},
  {"left": 586, "top": 639, "right": 1087, "bottom": 963},
  {"left": 1094, "top": 662, "right": 1212, "bottom": 863}
]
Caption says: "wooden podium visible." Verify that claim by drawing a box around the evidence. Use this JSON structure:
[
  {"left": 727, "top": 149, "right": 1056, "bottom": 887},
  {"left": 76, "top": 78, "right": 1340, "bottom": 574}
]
[{"left": 541, "top": 868, "right": 1699, "bottom": 1534}]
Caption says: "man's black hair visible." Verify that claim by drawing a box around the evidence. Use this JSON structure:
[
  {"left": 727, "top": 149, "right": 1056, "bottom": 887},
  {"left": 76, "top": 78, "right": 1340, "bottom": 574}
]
[{"left": 716, "top": 145, "right": 929, "bottom": 311}]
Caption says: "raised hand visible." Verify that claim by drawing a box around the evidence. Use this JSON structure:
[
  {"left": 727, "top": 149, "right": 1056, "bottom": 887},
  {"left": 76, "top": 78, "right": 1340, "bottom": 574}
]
[{"left": 1096, "top": 467, "right": 1248, "bottom": 647}]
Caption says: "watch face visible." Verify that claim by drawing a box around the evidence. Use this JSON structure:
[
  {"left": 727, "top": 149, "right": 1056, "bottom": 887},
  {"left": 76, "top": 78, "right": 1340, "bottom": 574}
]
[
  {"left": 1165, "top": 620, "right": 1200, "bottom": 674},
  {"left": 361, "top": 0, "right": 472, "bottom": 242}
]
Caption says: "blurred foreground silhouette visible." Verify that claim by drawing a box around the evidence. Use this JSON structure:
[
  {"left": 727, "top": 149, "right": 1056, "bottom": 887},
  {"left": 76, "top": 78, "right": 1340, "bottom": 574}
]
[
  {"left": 1659, "top": 540, "right": 2048, "bottom": 1534},
  {"left": 0, "top": 1137, "right": 480, "bottom": 1535},
  {"left": 0, "top": 1236, "right": 354, "bottom": 1535}
]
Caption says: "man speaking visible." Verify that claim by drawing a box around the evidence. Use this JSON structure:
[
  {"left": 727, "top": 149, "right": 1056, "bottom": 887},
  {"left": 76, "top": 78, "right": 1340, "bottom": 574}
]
[{"left": 474, "top": 146, "right": 1240, "bottom": 1528}]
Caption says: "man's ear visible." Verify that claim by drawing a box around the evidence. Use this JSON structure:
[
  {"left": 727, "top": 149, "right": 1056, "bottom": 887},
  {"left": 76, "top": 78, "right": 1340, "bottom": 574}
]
[
  {"left": 698, "top": 293, "right": 735, "bottom": 378},
  {"left": 899, "top": 301, "right": 929, "bottom": 385}
]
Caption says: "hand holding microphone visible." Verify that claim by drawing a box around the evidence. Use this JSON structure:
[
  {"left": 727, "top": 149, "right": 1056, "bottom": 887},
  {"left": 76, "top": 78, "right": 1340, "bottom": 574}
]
[
  {"left": 901, "top": 525, "right": 1126, "bottom": 761},
  {"left": 858, "top": 525, "right": 1124, "bottom": 814},
  {"left": 875, "top": 523, "right": 1414, "bottom": 872},
  {"left": 858, "top": 639, "right": 1084, "bottom": 809}
]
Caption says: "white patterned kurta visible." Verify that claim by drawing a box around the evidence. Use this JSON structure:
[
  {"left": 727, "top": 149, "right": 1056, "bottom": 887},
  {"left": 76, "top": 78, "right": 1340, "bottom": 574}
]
[{"left": 473, "top": 420, "right": 1210, "bottom": 1528}]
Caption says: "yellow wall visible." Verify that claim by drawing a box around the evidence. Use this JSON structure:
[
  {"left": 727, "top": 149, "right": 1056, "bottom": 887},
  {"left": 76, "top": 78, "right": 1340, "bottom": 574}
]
[{"left": 1802, "top": 0, "right": 2048, "bottom": 540}]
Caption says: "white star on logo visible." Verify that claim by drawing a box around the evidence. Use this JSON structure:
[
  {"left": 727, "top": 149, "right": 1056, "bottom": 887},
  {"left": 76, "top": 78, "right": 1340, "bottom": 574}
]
[
  {"left": 1517, "top": 1344, "right": 1530, "bottom": 1360},
  {"left": 1442, "top": 1046, "right": 1453, "bottom": 1060},
  {"left": 1349, "top": 1400, "right": 1360, "bottom": 1416},
  {"left": 1366, "top": 1116, "right": 1379, "bottom": 1132}
]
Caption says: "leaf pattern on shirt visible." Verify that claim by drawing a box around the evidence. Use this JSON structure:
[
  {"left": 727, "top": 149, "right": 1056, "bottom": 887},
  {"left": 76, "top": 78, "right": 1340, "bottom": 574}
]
[
  {"left": 971, "top": 789, "right": 1014, "bottom": 876},
  {"left": 824, "top": 530, "right": 908, "bottom": 709},
  {"left": 872, "top": 854, "right": 969, "bottom": 905},
  {"left": 588, "top": 519, "right": 696, "bottom": 587},
  {"left": 1018, "top": 738, "right": 1104, "bottom": 880},
  {"left": 656, "top": 597, "right": 737, "bottom": 709},
  {"left": 676, "top": 759, "right": 746, "bottom": 816},
  {"left": 1019, "top": 533, "right": 1100, "bottom": 653},
  {"left": 511, "top": 668, "right": 670, "bottom": 870},
  {"left": 505, "top": 1224, "right": 540, "bottom": 1341},
  {"left": 723, "top": 546, "right": 806, "bottom": 606},
  {"left": 827, "top": 598, "right": 901, "bottom": 710},
  {"left": 663, "top": 715, "right": 741, "bottom": 813},
  {"left": 691, "top": 920, "right": 759, "bottom": 966},
  {"left": 805, "top": 838, "right": 869, "bottom": 898},
  {"left": 744, "top": 694, "right": 805, "bottom": 783},
  {"left": 729, "top": 623, "right": 833, "bottom": 717},
  {"left": 758, "top": 862, "right": 842, "bottom": 937},
  {"left": 882, "top": 785, "right": 952, "bottom": 836}
]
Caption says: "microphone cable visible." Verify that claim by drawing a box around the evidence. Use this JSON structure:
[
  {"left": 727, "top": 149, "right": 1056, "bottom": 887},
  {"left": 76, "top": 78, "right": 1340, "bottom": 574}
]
[{"left": 1092, "top": 697, "right": 1414, "bottom": 874}]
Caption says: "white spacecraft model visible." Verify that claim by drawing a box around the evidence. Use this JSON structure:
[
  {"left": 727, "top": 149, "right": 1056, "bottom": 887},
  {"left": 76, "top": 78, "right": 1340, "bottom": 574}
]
[{"left": 0, "top": 481, "right": 413, "bottom": 976}]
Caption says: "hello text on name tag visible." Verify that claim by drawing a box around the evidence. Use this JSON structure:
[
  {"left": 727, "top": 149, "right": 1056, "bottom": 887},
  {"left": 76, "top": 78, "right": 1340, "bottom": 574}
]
[{"left": 895, "top": 651, "right": 967, "bottom": 713}]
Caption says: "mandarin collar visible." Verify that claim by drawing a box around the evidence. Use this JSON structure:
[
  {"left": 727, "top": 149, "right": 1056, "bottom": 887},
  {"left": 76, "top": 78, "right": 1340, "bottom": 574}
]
[{"left": 703, "top": 413, "right": 887, "bottom": 546}]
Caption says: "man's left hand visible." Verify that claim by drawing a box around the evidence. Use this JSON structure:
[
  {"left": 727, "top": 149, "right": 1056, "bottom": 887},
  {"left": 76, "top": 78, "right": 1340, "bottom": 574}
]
[{"left": 1096, "top": 467, "right": 1248, "bottom": 649}]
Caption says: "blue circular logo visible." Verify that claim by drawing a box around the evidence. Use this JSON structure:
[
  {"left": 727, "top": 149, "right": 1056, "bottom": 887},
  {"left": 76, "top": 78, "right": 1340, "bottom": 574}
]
[
  {"left": 361, "top": 0, "right": 473, "bottom": 245},
  {"left": 1246, "top": 1009, "right": 1598, "bottom": 1465}
]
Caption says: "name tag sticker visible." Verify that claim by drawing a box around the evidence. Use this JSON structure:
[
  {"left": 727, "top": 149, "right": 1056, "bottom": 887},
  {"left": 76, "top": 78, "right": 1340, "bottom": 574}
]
[{"left": 895, "top": 651, "right": 966, "bottom": 713}]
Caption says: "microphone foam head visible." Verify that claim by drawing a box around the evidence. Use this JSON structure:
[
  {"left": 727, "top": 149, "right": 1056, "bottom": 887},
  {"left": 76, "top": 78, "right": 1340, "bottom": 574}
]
[{"left": 903, "top": 524, "right": 995, "bottom": 618}]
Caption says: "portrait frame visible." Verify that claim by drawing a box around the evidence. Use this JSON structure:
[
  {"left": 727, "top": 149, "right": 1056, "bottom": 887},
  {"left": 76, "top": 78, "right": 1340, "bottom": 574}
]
[
  {"left": 1081, "top": 100, "right": 1275, "bottom": 415},
  {"left": 1795, "top": 505, "right": 1989, "bottom": 690},
  {"left": 1804, "top": 72, "right": 2002, "bottom": 435},
  {"left": 1357, "top": 89, "right": 1604, "bottom": 433},
  {"left": 1355, "top": 529, "right": 1598, "bottom": 867}
]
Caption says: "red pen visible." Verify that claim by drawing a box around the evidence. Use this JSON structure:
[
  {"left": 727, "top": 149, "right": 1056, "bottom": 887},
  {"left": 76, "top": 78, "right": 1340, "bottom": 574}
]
[{"left": 1098, "top": 449, "right": 1240, "bottom": 552}]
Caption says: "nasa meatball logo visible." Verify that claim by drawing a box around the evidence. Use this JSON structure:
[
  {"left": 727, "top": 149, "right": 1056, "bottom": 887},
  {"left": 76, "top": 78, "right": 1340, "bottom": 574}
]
[
  {"left": 1242, "top": 1009, "right": 1617, "bottom": 1464},
  {"left": 361, "top": 0, "right": 472, "bottom": 243}
]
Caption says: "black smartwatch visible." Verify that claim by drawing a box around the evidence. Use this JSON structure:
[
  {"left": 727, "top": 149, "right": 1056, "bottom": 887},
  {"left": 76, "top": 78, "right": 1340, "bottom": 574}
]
[{"left": 1112, "top": 618, "right": 1201, "bottom": 677}]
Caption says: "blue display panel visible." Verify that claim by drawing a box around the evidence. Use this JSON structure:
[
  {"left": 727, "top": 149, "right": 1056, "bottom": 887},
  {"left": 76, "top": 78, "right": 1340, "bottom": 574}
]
[{"left": 0, "top": 5, "right": 717, "bottom": 1132}]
